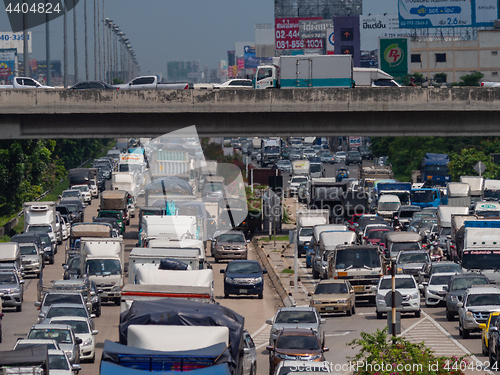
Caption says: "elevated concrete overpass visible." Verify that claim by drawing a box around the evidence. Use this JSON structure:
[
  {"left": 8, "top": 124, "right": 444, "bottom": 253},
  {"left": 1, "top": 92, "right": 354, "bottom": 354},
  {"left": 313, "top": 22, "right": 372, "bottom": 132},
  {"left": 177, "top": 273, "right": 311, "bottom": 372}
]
[{"left": 0, "top": 87, "right": 499, "bottom": 138}]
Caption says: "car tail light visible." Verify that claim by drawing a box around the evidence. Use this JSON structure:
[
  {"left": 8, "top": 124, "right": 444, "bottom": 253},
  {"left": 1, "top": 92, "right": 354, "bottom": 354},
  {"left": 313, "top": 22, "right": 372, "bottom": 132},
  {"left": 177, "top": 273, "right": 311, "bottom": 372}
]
[{"left": 184, "top": 84, "right": 189, "bottom": 89}]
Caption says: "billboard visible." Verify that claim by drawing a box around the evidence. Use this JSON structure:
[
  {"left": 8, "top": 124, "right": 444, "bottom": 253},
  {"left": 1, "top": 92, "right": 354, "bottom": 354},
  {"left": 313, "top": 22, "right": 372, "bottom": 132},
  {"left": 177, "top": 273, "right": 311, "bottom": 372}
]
[
  {"left": 333, "top": 16, "right": 361, "bottom": 67},
  {"left": 0, "top": 48, "right": 17, "bottom": 83},
  {"left": 326, "top": 27, "right": 334, "bottom": 55},
  {"left": 243, "top": 46, "right": 272, "bottom": 69},
  {"left": 0, "top": 31, "right": 32, "bottom": 54},
  {"left": 398, "top": 0, "right": 498, "bottom": 28},
  {"left": 360, "top": 14, "right": 410, "bottom": 51},
  {"left": 349, "top": 137, "right": 362, "bottom": 148},
  {"left": 275, "top": 17, "right": 321, "bottom": 50},
  {"left": 379, "top": 38, "right": 410, "bottom": 82}
]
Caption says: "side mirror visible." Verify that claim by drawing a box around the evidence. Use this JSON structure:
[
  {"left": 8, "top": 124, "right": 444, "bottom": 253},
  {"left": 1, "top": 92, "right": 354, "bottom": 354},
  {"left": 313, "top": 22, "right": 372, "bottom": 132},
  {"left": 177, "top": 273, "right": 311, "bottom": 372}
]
[
  {"left": 418, "top": 284, "right": 424, "bottom": 290},
  {"left": 266, "top": 345, "right": 274, "bottom": 351},
  {"left": 246, "top": 239, "right": 250, "bottom": 243},
  {"left": 479, "top": 323, "right": 486, "bottom": 330},
  {"left": 320, "top": 318, "right": 326, "bottom": 324},
  {"left": 72, "top": 364, "right": 82, "bottom": 373},
  {"left": 456, "top": 302, "right": 463, "bottom": 308},
  {"left": 370, "top": 285, "right": 377, "bottom": 291},
  {"left": 266, "top": 319, "right": 273, "bottom": 325},
  {"left": 308, "top": 292, "right": 313, "bottom": 296},
  {"left": 323, "top": 347, "right": 330, "bottom": 352},
  {"left": 243, "top": 347, "right": 250, "bottom": 354},
  {"left": 92, "top": 330, "right": 99, "bottom": 335},
  {"left": 20, "top": 279, "right": 25, "bottom": 284},
  {"left": 34, "top": 301, "right": 41, "bottom": 307},
  {"left": 422, "top": 282, "right": 428, "bottom": 286},
  {"left": 75, "top": 337, "right": 83, "bottom": 345},
  {"left": 220, "top": 269, "right": 225, "bottom": 274},
  {"left": 490, "top": 326, "right": 499, "bottom": 332},
  {"left": 90, "top": 314, "right": 96, "bottom": 319},
  {"left": 262, "top": 269, "right": 268, "bottom": 274}
]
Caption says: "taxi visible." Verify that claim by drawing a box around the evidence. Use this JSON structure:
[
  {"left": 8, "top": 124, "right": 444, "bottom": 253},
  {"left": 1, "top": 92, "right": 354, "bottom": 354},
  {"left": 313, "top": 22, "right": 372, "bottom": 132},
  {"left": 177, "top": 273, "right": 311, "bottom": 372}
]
[{"left": 479, "top": 311, "right": 500, "bottom": 356}]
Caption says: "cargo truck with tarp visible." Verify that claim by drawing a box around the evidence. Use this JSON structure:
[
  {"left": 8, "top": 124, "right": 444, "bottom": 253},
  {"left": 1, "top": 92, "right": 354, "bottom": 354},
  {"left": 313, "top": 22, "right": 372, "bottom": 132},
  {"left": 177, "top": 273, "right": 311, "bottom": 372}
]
[
  {"left": 144, "top": 177, "right": 195, "bottom": 206},
  {"left": 67, "top": 222, "right": 113, "bottom": 262},
  {"left": 0, "top": 345, "right": 49, "bottom": 375},
  {"left": 118, "top": 299, "right": 244, "bottom": 375}
]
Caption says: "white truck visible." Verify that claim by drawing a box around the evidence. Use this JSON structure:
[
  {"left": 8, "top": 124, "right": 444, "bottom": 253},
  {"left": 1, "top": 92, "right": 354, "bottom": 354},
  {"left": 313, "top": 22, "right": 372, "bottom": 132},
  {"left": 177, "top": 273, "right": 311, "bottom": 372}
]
[
  {"left": 260, "top": 138, "right": 281, "bottom": 168},
  {"left": 115, "top": 76, "right": 189, "bottom": 90},
  {"left": 111, "top": 172, "right": 137, "bottom": 217},
  {"left": 80, "top": 237, "right": 125, "bottom": 305},
  {"left": 484, "top": 179, "right": 500, "bottom": 201},
  {"left": 151, "top": 150, "right": 197, "bottom": 193},
  {"left": 460, "top": 176, "right": 484, "bottom": 202},
  {"left": 0, "top": 77, "right": 55, "bottom": 89},
  {"left": 139, "top": 215, "right": 199, "bottom": 247},
  {"left": 318, "top": 231, "right": 357, "bottom": 279},
  {"left": 447, "top": 182, "right": 471, "bottom": 207},
  {"left": 352, "top": 67, "right": 401, "bottom": 87},
  {"left": 311, "top": 224, "right": 348, "bottom": 279},
  {"left": 254, "top": 55, "right": 353, "bottom": 89},
  {"left": 296, "top": 210, "right": 329, "bottom": 258},
  {"left": 436, "top": 205, "right": 469, "bottom": 256},
  {"left": 23, "top": 201, "right": 58, "bottom": 246}
]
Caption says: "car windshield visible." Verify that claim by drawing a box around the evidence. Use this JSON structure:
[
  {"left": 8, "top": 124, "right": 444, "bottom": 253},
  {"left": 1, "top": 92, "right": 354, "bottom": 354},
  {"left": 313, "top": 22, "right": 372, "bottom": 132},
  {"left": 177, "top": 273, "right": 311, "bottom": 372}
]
[
  {"left": 46, "top": 306, "right": 87, "bottom": 319},
  {"left": 39, "top": 236, "right": 51, "bottom": 246},
  {"left": 335, "top": 248, "right": 381, "bottom": 269},
  {"left": 379, "top": 202, "right": 400, "bottom": 211},
  {"left": 0, "top": 272, "right": 16, "bottom": 284},
  {"left": 367, "top": 230, "right": 389, "bottom": 240},
  {"left": 55, "top": 320, "right": 90, "bottom": 334},
  {"left": 44, "top": 294, "right": 82, "bottom": 306},
  {"left": 28, "top": 225, "right": 51, "bottom": 233},
  {"left": 399, "top": 210, "right": 417, "bottom": 218},
  {"left": 391, "top": 243, "right": 421, "bottom": 252},
  {"left": 467, "top": 293, "right": 500, "bottom": 306},
  {"left": 28, "top": 329, "right": 72, "bottom": 344},
  {"left": 277, "top": 161, "right": 291, "bottom": 166},
  {"left": 218, "top": 233, "right": 245, "bottom": 243},
  {"left": 65, "top": 204, "right": 78, "bottom": 212},
  {"left": 299, "top": 228, "right": 314, "bottom": 237},
  {"left": 310, "top": 164, "right": 322, "bottom": 173},
  {"left": 226, "top": 262, "right": 261, "bottom": 274},
  {"left": 49, "top": 354, "right": 70, "bottom": 370},
  {"left": 292, "top": 177, "right": 308, "bottom": 184},
  {"left": 276, "top": 335, "right": 319, "bottom": 350},
  {"left": 440, "top": 227, "right": 451, "bottom": 236},
  {"left": 430, "top": 264, "right": 462, "bottom": 275},
  {"left": 63, "top": 191, "right": 80, "bottom": 198},
  {"left": 379, "top": 278, "right": 416, "bottom": 289},
  {"left": 315, "top": 282, "right": 348, "bottom": 294},
  {"left": 451, "top": 277, "right": 489, "bottom": 290},
  {"left": 203, "top": 183, "right": 224, "bottom": 192},
  {"left": 98, "top": 211, "right": 120, "bottom": 219},
  {"left": 420, "top": 219, "right": 437, "bottom": 229},
  {"left": 86, "top": 259, "right": 121, "bottom": 276},
  {"left": 398, "top": 252, "right": 428, "bottom": 264},
  {"left": 20, "top": 245, "right": 37, "bottom": 255},
  {"left": 73, "top": 185, "right": 89, "bottom": 192},
  {"left": 429, "top": 275, "right": 452, "bottom": 285},
  {"left": 275, "top": 310, "right": 317, "bottom": 324}
]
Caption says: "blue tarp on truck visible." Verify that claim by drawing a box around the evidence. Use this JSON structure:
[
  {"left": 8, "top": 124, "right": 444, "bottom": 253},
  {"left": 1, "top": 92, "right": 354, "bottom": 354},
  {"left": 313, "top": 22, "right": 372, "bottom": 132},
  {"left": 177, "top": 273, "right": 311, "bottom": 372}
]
[
  {"left": 421, "top": 153, "right": 450, "bottom": 187},
  {"left": 101, "top": 361, "right": 231, "bottom": 375},
  {"left": 101, "top": 340, "right": 231, "bottom": 373}
]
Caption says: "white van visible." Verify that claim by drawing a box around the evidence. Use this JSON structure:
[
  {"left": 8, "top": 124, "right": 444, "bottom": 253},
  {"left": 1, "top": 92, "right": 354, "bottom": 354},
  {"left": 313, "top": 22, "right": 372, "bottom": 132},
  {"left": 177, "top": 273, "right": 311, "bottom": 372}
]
[
  {"left": 377, "top": 194, "right": 401, "bottom": 221},
  {"left": 318, "top": 231, "right": 357, "bottom": 279}
]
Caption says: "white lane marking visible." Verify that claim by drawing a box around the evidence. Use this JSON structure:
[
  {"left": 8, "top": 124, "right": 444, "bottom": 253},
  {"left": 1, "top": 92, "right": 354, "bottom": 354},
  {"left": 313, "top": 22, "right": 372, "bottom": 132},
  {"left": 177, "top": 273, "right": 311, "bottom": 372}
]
[
  {"left": 251, "top": 322, "right": 271, "bottom": 338},
  {"left": 256, "top": 342, "right": 269, "bottom": 350},
  {"left": 356, "top": 312, "right": 376, "bottom": 315},
  {"left": 325, "top": 331, "right": 351, "bottom": 337}
]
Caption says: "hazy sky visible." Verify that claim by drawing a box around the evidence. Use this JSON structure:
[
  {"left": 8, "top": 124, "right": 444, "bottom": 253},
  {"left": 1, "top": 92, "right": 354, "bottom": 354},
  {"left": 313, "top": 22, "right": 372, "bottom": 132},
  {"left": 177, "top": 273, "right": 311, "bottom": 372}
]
[{"left": 0, "top": 0, "right": 275, "bottom": 79}]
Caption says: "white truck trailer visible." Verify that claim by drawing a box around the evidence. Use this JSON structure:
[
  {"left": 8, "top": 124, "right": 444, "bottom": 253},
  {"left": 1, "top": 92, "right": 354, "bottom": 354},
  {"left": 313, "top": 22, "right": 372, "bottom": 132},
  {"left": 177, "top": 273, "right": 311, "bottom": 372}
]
[
  {"left": 296, "top": 210, "right": 329, "bottom": 257},
  {"left": 24, "top": 201, "right": 58, "bottom": 246}
]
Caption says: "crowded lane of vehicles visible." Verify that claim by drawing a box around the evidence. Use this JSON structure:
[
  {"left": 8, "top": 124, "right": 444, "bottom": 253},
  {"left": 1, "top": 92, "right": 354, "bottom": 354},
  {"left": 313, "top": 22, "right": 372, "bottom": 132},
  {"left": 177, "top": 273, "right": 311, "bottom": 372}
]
[{"left": 4, "top": 135, "right": 500, "bottom": 375}]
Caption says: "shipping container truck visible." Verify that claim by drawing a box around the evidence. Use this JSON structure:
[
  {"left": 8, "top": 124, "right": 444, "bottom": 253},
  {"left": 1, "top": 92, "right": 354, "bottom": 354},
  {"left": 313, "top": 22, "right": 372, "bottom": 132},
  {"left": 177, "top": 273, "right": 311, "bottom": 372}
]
[
  {"left": 254, "top": 55, "right": 353, "bottom": 89},
  {"left": 352, "top": 67, "right": 400, "bottom": 87},
  {"left": 420, "top": 153, "right": 450, "bottom": 187}
]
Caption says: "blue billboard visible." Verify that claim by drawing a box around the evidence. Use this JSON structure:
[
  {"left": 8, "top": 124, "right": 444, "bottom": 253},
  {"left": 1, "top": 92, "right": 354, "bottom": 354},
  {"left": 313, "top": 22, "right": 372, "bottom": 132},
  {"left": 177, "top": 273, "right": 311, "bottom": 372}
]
[{"left": 243, "top": 46, "right": 272, "bottom": 69}]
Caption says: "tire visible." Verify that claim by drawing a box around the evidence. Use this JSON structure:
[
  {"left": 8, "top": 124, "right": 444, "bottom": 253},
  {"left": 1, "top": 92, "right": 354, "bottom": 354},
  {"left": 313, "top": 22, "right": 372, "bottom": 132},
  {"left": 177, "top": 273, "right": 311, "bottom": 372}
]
[
  {"left": 446, "top": 309, "right": 454, "bottom": 321},
  {"left": 250, "top": 364, "right": 256, "bottom": 375},
  {"left": 490, "top": 348, "right": 497, "bottom": 371},
  {"left": 482, "top": 338, "right": 488, "bottom": 357},
  {"left": 415, "top": 310, "right": 421, "bottom": 318},
  {"left": 346, "top": 306, "right": 352, "bottom": 317},
  {"left": 16, "top": 304, "right": 22, "bottom": 312},
  {"left": 312, "top": 268, "right": 319, "bottom": 279},
  {"left": 96, "top": 305, "right": 101, "bottom": 318},
  {"left": 114, "top": 297, "right": 120, "bottom": 306},
  {"left": 352, "top": 305, "right": 356, "bottom": 315},
  {"left": 49, "top": 256, "right": 54, "bottom": 265},
  {"left": 463, "top": 328, "right": 470, "bottom": 339},
  {"left": 376, "top": 311, "right": 383, "bottom": 319},
  {"left": 224, "top": 293, "right": 229, "bottom": 299},
  {"left": 258, "top": 293, "right": 263, "bottom": 300},
  {"left": 90, "top": 353, "right": 95, "bottom": 363}
]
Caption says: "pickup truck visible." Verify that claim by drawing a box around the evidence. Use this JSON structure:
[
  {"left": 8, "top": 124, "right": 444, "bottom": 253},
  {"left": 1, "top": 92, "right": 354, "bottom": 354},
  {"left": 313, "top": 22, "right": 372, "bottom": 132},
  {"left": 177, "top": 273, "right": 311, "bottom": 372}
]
[
  {"left": 0, "top": 77, "right": 54, "bottom": 89},
  {"left": 115, "top": 75, "right": 189, "bottom": 90}
]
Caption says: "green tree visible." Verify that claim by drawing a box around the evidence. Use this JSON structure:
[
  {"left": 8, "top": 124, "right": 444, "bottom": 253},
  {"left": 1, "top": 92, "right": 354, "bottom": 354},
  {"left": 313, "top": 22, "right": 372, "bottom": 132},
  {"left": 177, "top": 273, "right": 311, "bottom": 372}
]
[
  {"left": 452, "top": 71, "right": 484, "bottom": 87},
  {"left": 112, "top": 78, "right": 124, "bottom": 85},
  {"left": 434, "top": 72, "right": 447, "bottom": 84},
  {"left": 402, "top": 72, "right": 425, "bottom": 86},
  {"left": 448, "top": 148, "right": 499, "bottom": 180}
]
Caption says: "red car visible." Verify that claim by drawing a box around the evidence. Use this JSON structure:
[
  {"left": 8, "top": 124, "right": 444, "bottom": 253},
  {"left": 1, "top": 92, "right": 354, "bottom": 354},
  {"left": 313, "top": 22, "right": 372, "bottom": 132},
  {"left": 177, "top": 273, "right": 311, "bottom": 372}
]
[
  {"left": 348, "top": 214, "right": 364, "bottom": 232},
  {"left": 363, "top": 228, "right": 393, "bottom": 245}
]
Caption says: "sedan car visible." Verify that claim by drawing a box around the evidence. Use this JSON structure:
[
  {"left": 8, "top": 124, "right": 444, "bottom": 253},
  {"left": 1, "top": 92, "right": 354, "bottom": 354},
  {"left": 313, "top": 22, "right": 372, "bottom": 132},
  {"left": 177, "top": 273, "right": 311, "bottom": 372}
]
[
  {"left": 36, "top": 291, "right": 90, "bottom": 322},
  {"left": 445, "top": 273, "right": 490, "bottom": 321},
  {"left": 266, "top": 306, "right": 325, "bottom": 347},
  {"left": 334, "top": 151, "right": 347, "bottom": 164},
  {"left": 69, "top": 80, "right": 116, "bottom": 90},
  {"left": 345, "top": 151, "right": 362, "bottom": 166},
  {"left": 48, "top": 349, "right": 82, "bottom": 374},
  {"left": 267, "top": 328, "right": 327, "bottom": 375},
  {"left": 0, "top": 270, "right": 24, "bottom": 311},
  {"left": 221, "top": 260, "right": 267, "bottom": 299},
  {"left": 277, "top": 160, "right": 292, "bottom": 173},
  {"left": 319, "top": 151, "right": 334, "bottom": 164},
  {"left": 27, "top": 323, "right": 82, "bottom": 364},
  {"left": 375, "top": 274, "right": 422, "bottom": 319},
  {"left": 48, "top": 316, "right": 98, "bottom": 363},
  {"left": 309, "top": 279, "right": 355, "bottom": 316},
  {"left": 423, "top": 272, "right": 453, "bottom": 307}
]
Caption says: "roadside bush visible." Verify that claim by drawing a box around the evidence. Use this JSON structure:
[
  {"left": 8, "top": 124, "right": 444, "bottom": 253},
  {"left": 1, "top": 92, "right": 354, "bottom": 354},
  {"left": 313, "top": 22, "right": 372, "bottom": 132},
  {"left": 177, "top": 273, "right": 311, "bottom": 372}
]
[{"left": 347, "top": 328, "right": 468, "bottom": 375}]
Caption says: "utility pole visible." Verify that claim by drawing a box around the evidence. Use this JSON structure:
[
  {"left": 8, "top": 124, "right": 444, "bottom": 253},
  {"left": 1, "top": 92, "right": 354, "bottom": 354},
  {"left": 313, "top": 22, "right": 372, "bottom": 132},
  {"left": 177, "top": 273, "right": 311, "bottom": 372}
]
[
  {"left": 64, "top": 0, "right": 68, "bottom": 87},
  {"left": 97, "top": 0, "right": 100, "bottom": 80},
  {"left": 73, "top": 0, "right": 78, "bottom": 84},
  {"left": 23, "top": 2, "right": 28, "bottom": 78},
  {"left": 84, "top": 0, "right": 88, "bottom": 80},
  {"left": 45, "top": 0, "right": 51, "bottom": 86}
]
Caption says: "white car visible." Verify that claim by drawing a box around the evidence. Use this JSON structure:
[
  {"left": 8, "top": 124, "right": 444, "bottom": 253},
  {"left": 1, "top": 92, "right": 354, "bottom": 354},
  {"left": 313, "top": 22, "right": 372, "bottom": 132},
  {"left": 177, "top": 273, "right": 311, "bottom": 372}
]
[
  {"left": 48, "top": 349, "right": 82, "bottom": 374},
  {"left": 213, "top": 79, "right": 253, "bottom": 89},
  {"left": 88, "top": 179, "right": 99, "bottom": 198},
  {"left": 334, "top": 151, "right": 347, "bottom": 163},
  {"left": 375, "top": 274, "right": 422, "bottom": 319},
  {"left": 289, "top": 175, "right": 309, "bottom": 197},
  {"left": 242, "top": 330, "right": 257, "bottom": 375},
  {"left": 71, "top": 185, "right": 91, "bottom": 205},
  {"left": 60, "top": 215, "right": 69, "bottom": 241},
  {"left": 273, "top": 360, "right": 331, "bottom": 375},
  {"left": 423, "top": 272, "right": 454, "bottom": 307},
  {"left": 48, "top": 316, "right": 98, "bottom": 363}
]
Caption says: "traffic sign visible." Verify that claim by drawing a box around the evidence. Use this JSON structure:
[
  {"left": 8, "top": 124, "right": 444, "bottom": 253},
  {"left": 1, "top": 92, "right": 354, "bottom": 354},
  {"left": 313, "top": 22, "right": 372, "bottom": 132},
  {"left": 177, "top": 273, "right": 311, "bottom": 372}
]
[
  {"left": 384, "top": 290, "right": 403, "bottom": 308},
  {"left": 474, "top": 161, "right": 486, "bottom": 176}
]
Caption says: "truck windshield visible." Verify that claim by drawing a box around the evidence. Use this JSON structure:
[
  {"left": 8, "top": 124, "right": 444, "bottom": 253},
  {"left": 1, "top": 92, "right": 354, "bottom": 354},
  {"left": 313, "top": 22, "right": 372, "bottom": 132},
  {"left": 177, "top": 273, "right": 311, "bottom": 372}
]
[
  {"left": 310, "top": 164, "right": 322, "bottom": 173},
  {"left": 484, "top": 190, "right": 500, "bottom": 200},
  {"left": 429, "top": 274, "right": 452, "bottom": 285},
  {"left": 424, "top": 165, "right": 449, "bottom": 176},
  {"left": 20, "top": 245, "right": 37, "bottom": 255},
  {"left": 411, "top": 190, "right": 434, "bottom": 203},
  {"left": 292, "top": 177, "right": 308, "bottom": 184},
  {"left": 398, "top": 252, "right": 428, "bottom": 264},
  {"left": 299, "top": 228, "right": 314, "bottom": 237},
  {"left": 378, "top": 202, "right": 400, "bottom": 211},
  {"left": 27, "top": 225, "right": 51, "bottom": 233},
  {"left": 86, "top": 259, "right": 121, "bottom": 276},
  {"left": 335, "top": 248, "right": 381, "bottom": 269},
  {"left": 391, "top": 243, "right": 421, "bottom": 252},
  {"left": 462, "top": 250, "right": 500, "bottom": 270},
  {"left": 475, "top": 210, "right": 500, "bottom": 217},
  {"left": 264, "top": 146, "right": 280, "bottom": 154}
]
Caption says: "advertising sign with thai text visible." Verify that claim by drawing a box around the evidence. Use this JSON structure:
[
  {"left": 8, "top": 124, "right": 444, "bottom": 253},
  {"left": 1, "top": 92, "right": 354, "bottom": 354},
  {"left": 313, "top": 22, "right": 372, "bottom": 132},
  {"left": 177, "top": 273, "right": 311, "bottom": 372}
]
[
  {"left": 275, "top": 17, "right": 321, "bottom": 50},
  {"left": 398, "top": 0, "right": 472, "bottom": 28},
  {"left": 360, "top": 14, "right": 410, "bottom": 51}
]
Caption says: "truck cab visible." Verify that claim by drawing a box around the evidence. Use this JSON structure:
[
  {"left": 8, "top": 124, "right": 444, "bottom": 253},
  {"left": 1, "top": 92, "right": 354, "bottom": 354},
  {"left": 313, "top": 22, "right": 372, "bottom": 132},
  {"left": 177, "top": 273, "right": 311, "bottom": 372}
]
[{"left": 254, "top": 65, "right": 277, "bottom": 89}]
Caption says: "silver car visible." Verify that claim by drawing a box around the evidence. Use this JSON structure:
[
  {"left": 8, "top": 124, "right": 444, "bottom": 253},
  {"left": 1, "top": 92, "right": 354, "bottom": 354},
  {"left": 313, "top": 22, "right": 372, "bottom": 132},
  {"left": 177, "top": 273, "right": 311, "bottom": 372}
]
[
  {"left": 266, "top": 306, "right": 325, "bottom": 347},
  {"left": 242, "top": 330, "right": 257, "bottom": 375},
  {"left": 27, "top": 323, "right": 82, "bottom": 364},
  {"left": 0, "top": 270, "right": 24, "bottom": 311},
  {"left": 19, "top": 243, "right": 43, "bottom": 277}
]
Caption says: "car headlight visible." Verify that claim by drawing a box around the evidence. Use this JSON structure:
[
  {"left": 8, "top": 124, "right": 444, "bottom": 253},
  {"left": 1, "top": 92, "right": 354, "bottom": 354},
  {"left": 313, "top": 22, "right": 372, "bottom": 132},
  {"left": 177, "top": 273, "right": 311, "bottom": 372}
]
[
  {"left": 466, "top": 311, "right": 473, "bottom": 319},
  {"left": 411, "top": 292, "right": 419, "bottom": 299},
  {"left": 11, "top": 287, "right": 21, "bottom": 294},
  {"left": 111, "top": 285, "right": 122, "bottom": 292},
  {"left": 275, "top": 353, "right": 296, "bottom": 360},
  {"left": 83, "top": 337, "right": 93, "bottom": 347},
  {"left": 65, "top": 350, "right": 74, "bottom": 360},
  {"left": 337, "top": 299, "right": 347, "bottom": 304},
  {"left": 225, "top": 277, "right": 234, "bottom": 283},
  {"left": 307, "top": 354, "right": 323, "bottom": 360},
  {"left": 91, "top": 296, "right": 99, "bottom": 303},
  {"left": 254, "top": 277, "right": 263, "bottom": 283},
  {"left": 377, "top": 294, "right": 385, "bottom": 301}
]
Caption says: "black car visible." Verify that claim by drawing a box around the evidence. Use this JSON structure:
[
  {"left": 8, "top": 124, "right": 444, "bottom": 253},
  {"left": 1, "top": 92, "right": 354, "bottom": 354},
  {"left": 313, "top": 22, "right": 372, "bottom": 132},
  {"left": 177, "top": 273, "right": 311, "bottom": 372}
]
[
  {"left": 358, "top": 146, "right": 373, "bottom": 160},
  {"left": 11, "top": 233, "right": 43, "bottom": 258},
  {"left": 69, "top": 81, "right": 117, "bottom": 90},
  {"left": 63, "top": 256, "right": 81, "bottom": 280},
  {"left": 59, "top": 199, "right": 85, "bottom": 223},
  {"left": 38, "top": 233, "right": 55, "bottom": 264},
  {"left": 220, "top": 260, "right": 267, "bottom": 299},
  {"left": 445, "top": 273, "right": 488, "bottom": 321},
  {"left": 90, "top": 280, "right": 102, "bottom": 317},
  {"left": 345, "top": 151, "right": 362, "bottom": 166}
]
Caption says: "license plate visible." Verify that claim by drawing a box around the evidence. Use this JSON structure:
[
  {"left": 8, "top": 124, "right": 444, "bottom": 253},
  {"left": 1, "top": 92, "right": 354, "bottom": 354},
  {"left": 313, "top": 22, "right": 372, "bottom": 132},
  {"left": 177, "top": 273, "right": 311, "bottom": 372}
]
[
  {"left": 325, "top": 306, "right": 335, "bottom": 311},
  {"left": 354, "top": 286, "right": 364, "bottom": 292},
  {"left": 239, "top": 289, "right": 248, "bottom": 294}
]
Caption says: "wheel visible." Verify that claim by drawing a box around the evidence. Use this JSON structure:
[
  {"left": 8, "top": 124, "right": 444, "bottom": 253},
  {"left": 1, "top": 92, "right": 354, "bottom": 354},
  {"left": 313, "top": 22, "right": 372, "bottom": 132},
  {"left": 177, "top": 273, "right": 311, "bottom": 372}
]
[
  {"left": 490, "top": 348, "right": 497, "bottom": 371},
  {"left": 224, "top": 293, "right": 229, "bottom": 298},
  {"left": 446, "top": 309, "right": 454, "bottom": 321},
  {"left": 258, "top": 293, "right": 263, "bottom": 300},
  {"left": 346, "top": 306, "right": 352, "bottom": 316},
  {"left": 482, "top": 338, "right": 488, "bottom": 356},
  {"left": 49, "top": 256, "right": 54, "bottom": 265},
  {"left": 415, "top": 310, "right": 421, "bottom": 318},
  {"left": 16, "top": 304, "right": 22, "bottom": 312},
  {"left": 376, "top": 311, "right": 383, "bottom": 319},
  {"left": 250, "top": 364, "right": 256, "bottom": 375},
  {"left": 352, "top": 305, "right": 356, "bottom": 315},
  {"left": 96, "top": 305, "right": 101, "bottom": 318},
  {"left": 114, "top": 297, "right": 120, "bottom": 306},
  {"left": 463, "top": 328, "right": 470, "bottom": 339},
  {"left": 90, "top": 353, "right": 95, "bottom": 363},
  {"left": 312, "top": 268, "right": 319, "bottom": 280}
]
